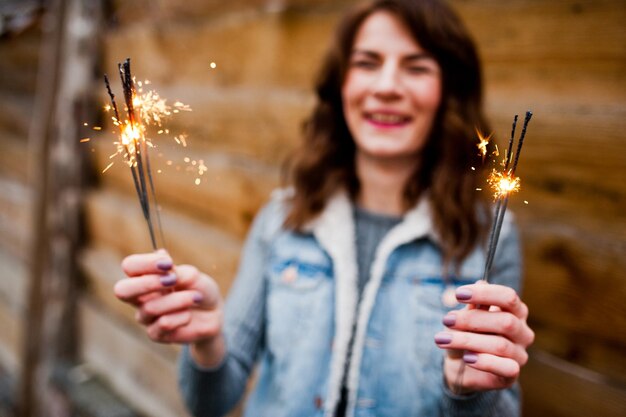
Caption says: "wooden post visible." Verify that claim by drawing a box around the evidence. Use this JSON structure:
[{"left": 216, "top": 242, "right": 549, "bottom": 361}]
[{"left": 19, "top": 0, "right": 102, "bottom": 416}]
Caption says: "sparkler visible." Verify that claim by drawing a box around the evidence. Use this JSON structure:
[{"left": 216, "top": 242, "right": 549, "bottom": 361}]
[
  {"left": 453, "top": 111, "right": 533, "bottom": 395},
  {"left": 482, "top": 111, "right": 531, "bottom": 282},
  {"left": 103, "top": 58, "right": 165, "bottom": 249}
]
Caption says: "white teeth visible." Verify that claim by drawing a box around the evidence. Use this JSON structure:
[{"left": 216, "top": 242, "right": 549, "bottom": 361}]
[{"left": 368, "top": 113, "right": 407, "bottom": 123}]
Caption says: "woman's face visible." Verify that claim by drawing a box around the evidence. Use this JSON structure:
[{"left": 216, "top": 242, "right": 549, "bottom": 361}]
[{"left": 342, "top": 11, "right": 442, "bottom": 163}]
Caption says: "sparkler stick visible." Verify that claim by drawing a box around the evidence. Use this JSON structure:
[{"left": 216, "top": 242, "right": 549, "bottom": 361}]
[
  {"left": 481, "top": 115, "right": 517, "bottom": 281},
  {"left": 100, "top": 59, "right": 193, "bottom": 249},
  {"left": 104, "top": 74, "right": 144, "bottom": 221},
  {"left": 482, "top": 112, "right": 532, "bottom": 282},
  {"left": 104, "top": 59, "right": 166, "bottom": 250},
  {"left": 119, "top": 60, "right": 157, "bottom": 249},
  {"left": 453, "top": 112, "right": 532, "bottom": 395}
]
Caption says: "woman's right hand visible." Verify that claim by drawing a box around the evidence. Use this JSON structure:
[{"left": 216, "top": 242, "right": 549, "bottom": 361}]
[{"left": 114, "top": 250, "right": 226, "bottom": 368}]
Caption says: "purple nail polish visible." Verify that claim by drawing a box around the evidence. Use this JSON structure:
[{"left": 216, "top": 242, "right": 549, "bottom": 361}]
[
  {"left": 159, "top": 273, "right": 177, "bottom": 287},
  {"left": 192, "top": 293, "right": 203, "bottom": 304},
  {"left": 434, "top": 332, "right": 453, "bottom": 344},
  {"left": 456, "top": 288, "right": 472, "bottom": 301},
  {"left": 156, "top": 259, "right": 173, "bottom": 271},
  {"left": 463, "top": 352, "right": 478, "bottom": 364},
  {"left": 443, "top": 314, "right": 456, "bottom": 327}
]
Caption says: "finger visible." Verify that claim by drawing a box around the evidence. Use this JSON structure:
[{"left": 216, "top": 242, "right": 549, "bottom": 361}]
[
  {"left": 444, "top": 357, "right": 515, "bottom": 392},
  {"left": 442, "top": 309, "right": 533, "bottom": 346},
  {"left": 170, "top": 264, "right": 201, "bottom": 289},
  {"left": 174, "top": 265, "right": 222, "bottom": 309},
  {"left": 121, "top": 251, "right": 173, "bottom": 277},
  {"left": 138, "top": 290, "right": 203, "bottom": 324},
  {"left": 434, "top": 331, "right": 528, "bottom": 365},
  {"left": 114, "top": 273, "right": 178, "bottom": 304},
  {"left": 455, "top": 284, "right": 527, "bottom": 318},
  {"left": 146, "top": 310, "right": 192, "bottom": 342},
  {"left": 462, "top": 351, "right": 521, "bottom": 380},
  {"left": 159, "top": 309, "right": 223, "bottom": 344}
]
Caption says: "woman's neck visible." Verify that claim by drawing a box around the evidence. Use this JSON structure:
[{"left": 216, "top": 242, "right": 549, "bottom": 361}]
[{"left": 355, "top": 152, "right": 418, "bottom": 216}]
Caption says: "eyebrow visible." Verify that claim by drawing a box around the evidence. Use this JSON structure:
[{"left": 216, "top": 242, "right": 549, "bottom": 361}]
[{"left": 351, "top": 49, "right": 434, "bottom": 61}]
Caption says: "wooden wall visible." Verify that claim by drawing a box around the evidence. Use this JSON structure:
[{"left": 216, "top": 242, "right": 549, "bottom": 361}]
[{"left": 0, "top": 0, "right": 624, "bottom": 416}]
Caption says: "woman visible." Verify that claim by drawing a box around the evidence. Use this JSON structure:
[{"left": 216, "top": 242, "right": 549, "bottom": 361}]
[{"left": 115, "top": 0, "right": 534, "bottom": 416}]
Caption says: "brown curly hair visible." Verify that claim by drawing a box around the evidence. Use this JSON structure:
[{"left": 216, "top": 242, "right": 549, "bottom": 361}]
[{"left": 284, "top": 0, "right": 494, "bottom": 264}]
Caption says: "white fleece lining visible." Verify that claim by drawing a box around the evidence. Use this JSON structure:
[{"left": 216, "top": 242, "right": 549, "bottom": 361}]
[
  {"left": 305, "top": 192, "right": 435, "bottom": 416},
  {"left": 305, "top": 192, "right": 359, "bottom": 416},
  {"left": 346, "top": 197, "right": 434, "bottom": 417}
]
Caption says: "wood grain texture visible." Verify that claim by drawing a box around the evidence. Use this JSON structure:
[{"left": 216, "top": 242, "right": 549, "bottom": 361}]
[
  {"left": 91, "top": 141, "right": 278, "bottom": 238},
  {"left": 0, "top": 177, "right": 33, "bottom": 261},
  {"left": 83, "top": 189, "right": 242, "bottom": 291},
  {"left": 521, "top": 349, "right": 626, "bottom": 417},
  {"left": 79, "top": 298, "right": 190, "bottom": 417},
  {"left": 0, "top": 249, "right": 26, "bottom": 374}
]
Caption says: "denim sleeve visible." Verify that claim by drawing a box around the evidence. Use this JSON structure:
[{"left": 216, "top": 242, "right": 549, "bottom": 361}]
[
  {"left": 440, "top": 212, "right": 522, "bottom": 417},
  {"left": 178, "top": 200, "right": 280, "bottom": 417}
]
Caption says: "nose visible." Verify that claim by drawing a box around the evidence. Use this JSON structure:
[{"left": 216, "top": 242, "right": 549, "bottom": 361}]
[{"left": 372, "top": 62, "right": 402, "bottom": 99}]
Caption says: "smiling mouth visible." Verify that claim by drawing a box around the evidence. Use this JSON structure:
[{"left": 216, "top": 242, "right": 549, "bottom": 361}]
[{"left": 364, "top": 112, "right": 412, "bottom": 126}]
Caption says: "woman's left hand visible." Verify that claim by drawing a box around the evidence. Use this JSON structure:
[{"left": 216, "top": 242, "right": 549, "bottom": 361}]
[{"left": 434, "top": 282, "right": 535, "bottom": 393}]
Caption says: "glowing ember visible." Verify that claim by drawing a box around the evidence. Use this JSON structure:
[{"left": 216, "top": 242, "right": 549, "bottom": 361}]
[
  {"left": 101, "top": 75, "right": 191, "bottom": 174},
  {"left": 488, "top": 169, "right": 521, "bottom": 200},
  {"left": 475, "top": 127, "right": 492, "bottom": 158}
]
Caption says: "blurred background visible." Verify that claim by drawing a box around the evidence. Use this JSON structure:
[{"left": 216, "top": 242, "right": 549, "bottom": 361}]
[{"left": 0, "top": 0, "right": 624, "bottom": 416}]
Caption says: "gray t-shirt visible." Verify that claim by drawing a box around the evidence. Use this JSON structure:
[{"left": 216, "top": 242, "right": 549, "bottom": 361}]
[{"left": 353, "top": 205, "right": 403, "bottom": 299}]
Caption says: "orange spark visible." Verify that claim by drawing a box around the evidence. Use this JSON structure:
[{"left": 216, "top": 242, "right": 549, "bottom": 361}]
[{"left": 487, "top": 169, "right": 521, "bottom": 200}]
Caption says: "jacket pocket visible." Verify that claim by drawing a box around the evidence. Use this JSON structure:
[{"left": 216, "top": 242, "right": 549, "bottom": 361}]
[{"left": 266, "top": 259, "right": 333, "bottom": 357}]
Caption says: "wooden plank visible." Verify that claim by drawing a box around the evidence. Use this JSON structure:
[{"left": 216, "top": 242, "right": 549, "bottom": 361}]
[
  {"left": 0, "top": 301, "right": 22, "bottom": 376},
  {"left": 0, "top": 93, "right": 33, "bottom": 138},
  {"left": 0, "top": 243, "right": 23, "bottom": 377},
  {"left": 108, "top": 0, "right": 352, "bottom": 26},
  {"left": 108, "top": 85, "right": 313, "bottom": 165},
  {"left": 79, "top": 246, "right": 141, "bottom": 329},
  {"left": 455, "top": 0, "right": 626, "bottom": 61},
  {"left": 92, "top": 144, "right": 278, "bottom": 238},
  {"left": 0, "top": 132, "right": 30, "bottom": 184},
  {"left": 520, "top": 222, "right": 625, "bottom": 345},
  {"left": 0, "top": 248, "right": 28, "bottom": 313},
  {"left": 79, "top": 298, "right": 190, "bottom": 417},
  {"left": 0, "top": 177, "right": 32, "bottom": 261},
  {"left": 528, "top": 326, "right": 626, "bottom": 386},
  {"left": 103, "top": 10, "right": 339, "bottom": 90},
  {"left": 0, "top": 26, "right": 40, "bottom": 95},
  {"left": 521, "top": 349, "right": 626, "bottom": 417},
  {"left": 83, "top": 189, "right": 242, "bottom": 292}
]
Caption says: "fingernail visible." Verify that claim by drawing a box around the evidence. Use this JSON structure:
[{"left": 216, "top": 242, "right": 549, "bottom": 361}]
[
  {"left": 192, "top": 293, "right": 203, "bottom": 304},
  {"left": 156, "top": 259, "right": 173, "bottom": 271},
  {"left": 456, "top": 288, "right": 472, "bottom": 301},
  {"left": 443, "top": 313, "right": 456, "bottom": 327},
  {"left": 159, "top": 273, "right": 177, "bottom": 287},
  {"left": 463, "top": 352, "right": 478, "bottom": 364},
  {"left": 434, "top": 332, "right": 453, "bottom": 345}
]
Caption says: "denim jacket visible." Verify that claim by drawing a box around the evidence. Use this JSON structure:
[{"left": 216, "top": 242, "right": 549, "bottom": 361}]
[{"left": 179, "top": 190, "right": 522, "bottom": 417}]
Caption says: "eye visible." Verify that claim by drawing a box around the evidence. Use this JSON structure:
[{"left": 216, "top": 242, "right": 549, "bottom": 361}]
[
  {"left": 350, "top": 59, "right": 378, "bottom": 69},
  {"left": 406, "top": 65, "right": 433, "bottom": 74}
]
